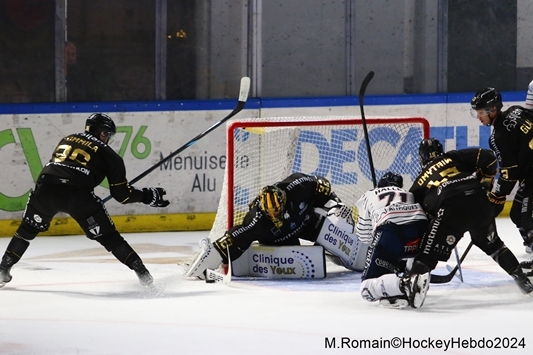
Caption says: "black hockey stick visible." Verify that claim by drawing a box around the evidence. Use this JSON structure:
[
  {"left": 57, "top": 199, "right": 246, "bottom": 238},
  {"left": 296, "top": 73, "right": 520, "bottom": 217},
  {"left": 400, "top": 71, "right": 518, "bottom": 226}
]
[
  {"left": 102, "top": 76, "right": 251, "bottom": 203},
  {"left": 359, "top": 71, "right": 377, "bottom": 187},
  {"left": 430, "top": 240, "right": 473, "bottom": 284}
]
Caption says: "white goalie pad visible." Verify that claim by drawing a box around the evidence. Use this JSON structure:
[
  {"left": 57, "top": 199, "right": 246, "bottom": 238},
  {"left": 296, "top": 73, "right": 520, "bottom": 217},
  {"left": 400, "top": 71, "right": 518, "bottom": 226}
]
[
  {"left": 315, "top": 205, "right": 369, "bottom": 271},
  {"left": 231, "top": 243, "right": 326, "bottom": 279}
]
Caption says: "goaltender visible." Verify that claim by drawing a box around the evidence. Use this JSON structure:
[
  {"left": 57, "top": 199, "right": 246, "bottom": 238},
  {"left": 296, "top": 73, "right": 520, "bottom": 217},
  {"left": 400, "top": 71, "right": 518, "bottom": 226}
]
[{"left": 185, "top": 172, "right": 345, "bottom": 278}]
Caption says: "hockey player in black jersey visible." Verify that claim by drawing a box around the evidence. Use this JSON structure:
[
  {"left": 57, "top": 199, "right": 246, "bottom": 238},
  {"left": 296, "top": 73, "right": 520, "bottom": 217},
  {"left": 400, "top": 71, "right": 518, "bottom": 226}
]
[
  {"left": 471, "top": 87, "right": 533, "bottom": 269},
  {"left": 0, "top": 113, "right": 169, "bottom": 288},
  {"left": 185, "top": 173, "right": 339, "bottom": 278},
  {"left": 410, "top": 138, "right": 533, "bottom": 295}
]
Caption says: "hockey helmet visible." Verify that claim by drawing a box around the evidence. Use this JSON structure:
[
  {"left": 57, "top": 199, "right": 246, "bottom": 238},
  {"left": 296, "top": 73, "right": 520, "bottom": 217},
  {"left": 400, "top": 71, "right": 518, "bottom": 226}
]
[
  {"left": 470, "top": 87, "right": 503, "bottom": 119},
  {"left": 419, "top": 138, "right": 444, "bottom": 166},
  {"left": 377, "top": 172, "right": 403, "bottom": 188},
  {"left": 85, "top": 113, "right": 116, "bottom": 141},
  {"left": 258, "top": 185, "right": 287, "bottom": 227}
]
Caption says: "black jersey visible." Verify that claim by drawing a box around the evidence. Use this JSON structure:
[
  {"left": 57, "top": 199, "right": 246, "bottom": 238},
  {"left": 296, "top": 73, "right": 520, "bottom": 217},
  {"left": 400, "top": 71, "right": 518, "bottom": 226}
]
[
  {"left": 490, "top": 105, "right": 533, "bottom": 196},
  {"left": 40, "top": 132, "right": 145, "bottom": 204},
  {"left": 226, "top": 173, "right": 333, "bottom": 245},
  {"left": 409, "top": 148, "right": 497, "bottom": 215}
]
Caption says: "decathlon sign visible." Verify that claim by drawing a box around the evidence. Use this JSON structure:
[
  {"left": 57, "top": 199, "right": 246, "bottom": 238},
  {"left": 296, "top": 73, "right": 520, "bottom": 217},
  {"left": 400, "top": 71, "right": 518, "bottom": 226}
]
[{"left": 292, "top": 124, "right": 425, "bottom": 184}]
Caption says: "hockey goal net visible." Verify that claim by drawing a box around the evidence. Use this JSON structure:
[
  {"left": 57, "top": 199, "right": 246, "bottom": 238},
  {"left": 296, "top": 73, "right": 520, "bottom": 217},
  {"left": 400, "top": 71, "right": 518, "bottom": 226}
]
[{"left": 208, "top": 116, "right": 430, "bottom": 240}]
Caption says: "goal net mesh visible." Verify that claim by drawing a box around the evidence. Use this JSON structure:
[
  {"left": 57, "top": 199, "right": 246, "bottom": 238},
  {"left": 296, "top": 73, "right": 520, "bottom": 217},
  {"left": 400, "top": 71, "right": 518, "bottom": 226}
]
[{"left": 208, "top": 116, "right": 429, "bottom": 240}]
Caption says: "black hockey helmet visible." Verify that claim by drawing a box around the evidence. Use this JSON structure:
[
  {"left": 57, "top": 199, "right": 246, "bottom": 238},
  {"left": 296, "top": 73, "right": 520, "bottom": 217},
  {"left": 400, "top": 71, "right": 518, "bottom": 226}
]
[
  {"left": 419, "top": 138, "right": 444, "bottom": 166},
  {"left": 377, "top": 172, "right": 403, "bottom": 188},
  {"left": 258, "top": 185, "right": 287, "bottom": 227},
  {"left": 470, "top": 87, "right": 503, "bottom": 112},
  {"left": 85, "top": 113, "right": 116, "bottom": 140}
]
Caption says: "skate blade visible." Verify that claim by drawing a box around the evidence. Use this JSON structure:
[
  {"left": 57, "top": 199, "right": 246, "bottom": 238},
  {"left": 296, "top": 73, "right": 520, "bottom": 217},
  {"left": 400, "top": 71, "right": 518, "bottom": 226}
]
[{"left": 379, "top": 298, "right": 409, "bottom": 309}]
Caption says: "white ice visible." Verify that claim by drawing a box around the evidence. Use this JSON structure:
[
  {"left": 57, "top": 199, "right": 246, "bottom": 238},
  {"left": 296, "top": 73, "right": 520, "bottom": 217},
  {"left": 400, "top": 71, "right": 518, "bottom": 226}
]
[{"left": 1, "top": 218, "right": 532, "bottom": 355}]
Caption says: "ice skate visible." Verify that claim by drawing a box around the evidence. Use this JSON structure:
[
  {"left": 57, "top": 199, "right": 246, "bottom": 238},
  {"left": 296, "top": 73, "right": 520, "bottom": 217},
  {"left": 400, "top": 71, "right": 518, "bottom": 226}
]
[
  {"left": 510, "top": 266, "right": 533, "bottom": 294},
  {"left": 520, "top": 258, "right": 533, "bottom": 276},
  {"left": 184, "top": 238, "right": 223, "bottom": 278},
  {"left": 0, "top": 265, "right": 12, "bottom": 288},
  {"left": 136, "top": 269, "right": 154, "bottom": 287},
  {"left": 400, "top": 261, "right": 430, "bottom": 308},
  {"left": 379, "top": 296, "right": 409, "bottom": 309},
  {"left": 129, "top": 259, "right": 154, "bottom": 287}
]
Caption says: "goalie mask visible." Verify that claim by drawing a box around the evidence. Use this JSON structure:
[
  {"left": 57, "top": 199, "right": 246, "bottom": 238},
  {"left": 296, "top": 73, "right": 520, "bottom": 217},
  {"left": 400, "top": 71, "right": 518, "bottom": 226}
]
[
  {"left": 85, "top": 113, "right": 116, "bottom": 143},
  {"left": 419, "top": 138, "right": 444, "bottom": 166},
  {"left": 258, "top": 185, "right": 287, "bottom": 228},
  {"left": 377, "top": 172, "right": 403, "bottom": 188}
]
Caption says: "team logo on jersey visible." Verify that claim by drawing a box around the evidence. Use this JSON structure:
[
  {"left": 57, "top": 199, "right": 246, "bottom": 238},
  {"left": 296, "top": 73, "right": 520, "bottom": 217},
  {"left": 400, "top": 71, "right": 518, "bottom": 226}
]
[
  {"left": 503, "top": 110, "right": 519, "bottom": 132},
  {"left": 33, "top": 214, "right": 42, "bottom": 223},
  {"left": 446, "top": 235, "right": 456, "bottom": 245},
  {"left": 299, "top": 202, "right": 308, "bottom": 215}
]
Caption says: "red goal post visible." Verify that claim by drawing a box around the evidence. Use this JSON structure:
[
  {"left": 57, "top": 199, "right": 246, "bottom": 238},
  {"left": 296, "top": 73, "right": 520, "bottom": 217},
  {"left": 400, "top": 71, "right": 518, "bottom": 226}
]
[{"left": 208, "top": 116, "right": 430, "bottom": 239}]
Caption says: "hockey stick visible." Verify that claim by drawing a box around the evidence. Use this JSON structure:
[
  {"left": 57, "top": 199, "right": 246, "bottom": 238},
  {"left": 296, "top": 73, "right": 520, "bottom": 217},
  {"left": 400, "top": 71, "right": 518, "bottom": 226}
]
[
  {"left": 359, "top": 71, "right": 377, "bottom": 187},
  {"left": 102, "top": 76, "right": 251, "bottom": 203},
  {"left": 452, "top": 246, "right": 464, "bottom": 282},
  {"left": 430, "top": 240, "right": 473, "bottom": 284}
]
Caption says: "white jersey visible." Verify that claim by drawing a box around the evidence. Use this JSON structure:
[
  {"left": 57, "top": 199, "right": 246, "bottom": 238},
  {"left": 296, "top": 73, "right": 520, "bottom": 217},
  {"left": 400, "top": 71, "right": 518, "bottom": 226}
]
[{"left": 355, "top": 186, "right": 427, "bottom": 244}]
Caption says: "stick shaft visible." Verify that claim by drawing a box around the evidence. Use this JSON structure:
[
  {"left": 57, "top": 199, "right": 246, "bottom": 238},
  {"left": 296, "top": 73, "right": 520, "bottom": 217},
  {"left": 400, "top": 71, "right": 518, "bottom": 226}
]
[
  {"left": 102, "top": 77, "right": 250, "bottom": 203},
  {"left": 359, "top": 71, "right": 376, "bottom": 187}
]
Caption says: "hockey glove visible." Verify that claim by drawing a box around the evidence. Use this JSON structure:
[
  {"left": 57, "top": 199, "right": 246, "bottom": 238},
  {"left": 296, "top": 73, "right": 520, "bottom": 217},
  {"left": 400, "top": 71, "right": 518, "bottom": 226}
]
[
  {"left": 143, "top": 187, "right": 170, "bottom": 207},
  {"left": 488, "top": 192, "right": 505, "bottom": 217}
]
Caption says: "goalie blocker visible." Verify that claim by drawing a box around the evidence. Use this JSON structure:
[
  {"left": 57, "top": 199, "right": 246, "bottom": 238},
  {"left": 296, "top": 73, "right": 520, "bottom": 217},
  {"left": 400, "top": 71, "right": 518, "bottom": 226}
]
[{"left": 231, "top": 203, "right": 368, "bottom": 278}]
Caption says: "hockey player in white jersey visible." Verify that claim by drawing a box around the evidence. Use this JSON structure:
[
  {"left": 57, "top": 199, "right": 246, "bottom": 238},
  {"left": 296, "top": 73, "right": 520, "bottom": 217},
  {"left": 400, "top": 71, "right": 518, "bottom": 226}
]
[{"left": 356, "top": 172, "right": 429, "bottom": 309}]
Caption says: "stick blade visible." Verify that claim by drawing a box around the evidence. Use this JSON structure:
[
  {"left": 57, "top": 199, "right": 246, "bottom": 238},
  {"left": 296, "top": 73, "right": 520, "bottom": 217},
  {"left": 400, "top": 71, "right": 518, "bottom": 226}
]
[
  {"left": 239, "top": 77, "right": 251, "bottom": 102},
  {"left": 446, "top": 264, "right": 463, "bottom": 282}
]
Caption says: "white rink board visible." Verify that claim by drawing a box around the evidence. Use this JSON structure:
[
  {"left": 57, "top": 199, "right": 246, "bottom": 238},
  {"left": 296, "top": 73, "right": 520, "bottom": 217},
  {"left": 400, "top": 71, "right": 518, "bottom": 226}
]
[
  {"left": 0, "top": 99, "right": 524, "bottom": 219},
  {"left": 0, "top": 110, "right": 240, "bottom": 218}
]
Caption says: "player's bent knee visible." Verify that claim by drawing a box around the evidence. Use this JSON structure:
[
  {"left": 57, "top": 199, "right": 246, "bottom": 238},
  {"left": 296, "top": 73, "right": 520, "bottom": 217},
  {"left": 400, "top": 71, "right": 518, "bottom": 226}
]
[
  {"left": 414, "top": 255, "right": 438, "bottom": 271},
  {"left": 76, "top": 208, "right": 117, "bottom": 240},
  {"left": 474, "top": 236, "right": 504, "bottom": 256},
  {"left": 95, "top": 231, "right": 125, "bottom": 252},
  {"left": 15, "top": 221, "right": 43, "bottom": 241}
]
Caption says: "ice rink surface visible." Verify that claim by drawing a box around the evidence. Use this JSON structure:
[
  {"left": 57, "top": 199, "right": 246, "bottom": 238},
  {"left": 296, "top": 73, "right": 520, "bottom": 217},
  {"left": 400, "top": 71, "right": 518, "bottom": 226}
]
[{"left": 1, "top": 218, "right": 532, "bottom": 355}]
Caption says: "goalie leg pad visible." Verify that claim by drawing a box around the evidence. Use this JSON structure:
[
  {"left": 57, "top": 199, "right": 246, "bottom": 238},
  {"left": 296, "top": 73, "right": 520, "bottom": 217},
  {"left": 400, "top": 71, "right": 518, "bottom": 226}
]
[
  {"left": 184, "top": 238, "right": 223, "bottom": 278},
  {"left": 314, "top": 208, "right": 367, "bottom": 271},
  {"left": 231, "top": 243, "right": 326, "bottom": 278}
]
